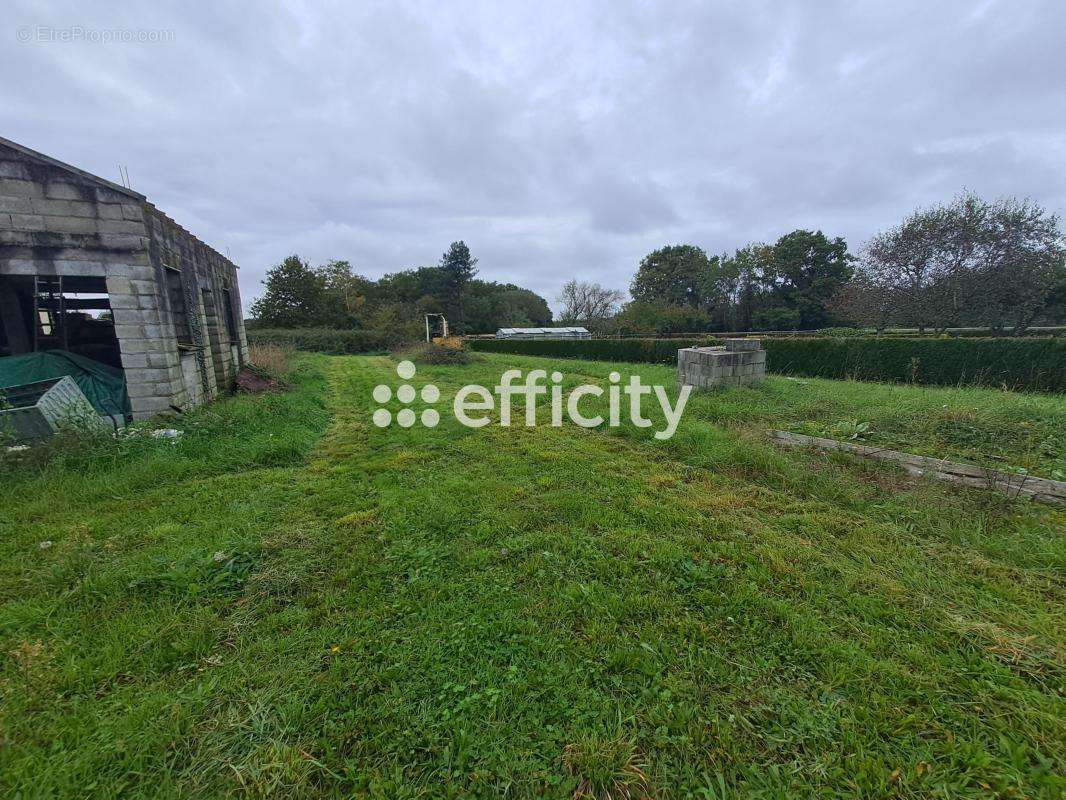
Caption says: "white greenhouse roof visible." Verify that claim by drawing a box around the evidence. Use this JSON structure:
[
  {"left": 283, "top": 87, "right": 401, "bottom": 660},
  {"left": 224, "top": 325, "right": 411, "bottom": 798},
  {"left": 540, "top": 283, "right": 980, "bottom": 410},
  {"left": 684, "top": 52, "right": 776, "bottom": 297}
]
[{"left": 496, "top": 327, "right": 589, "bottom": 335}]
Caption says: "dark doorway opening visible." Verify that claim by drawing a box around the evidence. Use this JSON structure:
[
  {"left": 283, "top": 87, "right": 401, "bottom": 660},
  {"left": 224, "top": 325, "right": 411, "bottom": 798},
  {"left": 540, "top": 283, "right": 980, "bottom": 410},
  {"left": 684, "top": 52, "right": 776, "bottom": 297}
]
[{"left": 0, "top": 275, "right": 122, "bottom": 368}]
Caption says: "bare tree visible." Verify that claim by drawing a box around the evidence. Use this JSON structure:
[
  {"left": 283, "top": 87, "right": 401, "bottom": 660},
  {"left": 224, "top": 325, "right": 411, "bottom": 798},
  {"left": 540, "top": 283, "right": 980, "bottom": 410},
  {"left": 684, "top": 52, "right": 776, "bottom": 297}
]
[
  {"left": 839, "top": 193, "right": 1064, "bottom": 334},
  {"left": 828, "top": 271, "right": 896, "bottom": 334},
  {"left": 556, "top": 280, "right": 626, "bottom": 324}
]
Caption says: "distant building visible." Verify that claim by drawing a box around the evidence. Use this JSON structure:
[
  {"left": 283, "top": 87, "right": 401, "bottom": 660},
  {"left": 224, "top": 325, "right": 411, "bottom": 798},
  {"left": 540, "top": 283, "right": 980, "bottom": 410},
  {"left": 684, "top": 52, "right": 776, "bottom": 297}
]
[
  {"left": 495, "top": 326, "right": 591, "bottom": 340},
  {"left": 0, "top": 136, "right": 247, "bottom": 420}
]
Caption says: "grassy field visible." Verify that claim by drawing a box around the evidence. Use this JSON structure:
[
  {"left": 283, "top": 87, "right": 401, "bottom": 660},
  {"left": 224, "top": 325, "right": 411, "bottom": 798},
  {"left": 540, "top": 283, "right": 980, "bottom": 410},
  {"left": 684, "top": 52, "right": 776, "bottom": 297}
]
[{"left": 1, "top": 353, "right": 1063, "bottom": 798}]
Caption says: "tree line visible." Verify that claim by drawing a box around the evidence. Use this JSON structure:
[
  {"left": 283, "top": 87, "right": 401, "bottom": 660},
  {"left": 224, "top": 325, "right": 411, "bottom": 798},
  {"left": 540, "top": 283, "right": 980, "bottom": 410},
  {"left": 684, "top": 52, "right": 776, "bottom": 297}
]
[
  {"left": 249, "top": 241, "right": 552, "bottom": 337},
  {"left": 250, "top": 193, "right": 1064, "bottom": 338},
  {"left": 559, "top": 193, "right": 1065, "bottom": 335}
]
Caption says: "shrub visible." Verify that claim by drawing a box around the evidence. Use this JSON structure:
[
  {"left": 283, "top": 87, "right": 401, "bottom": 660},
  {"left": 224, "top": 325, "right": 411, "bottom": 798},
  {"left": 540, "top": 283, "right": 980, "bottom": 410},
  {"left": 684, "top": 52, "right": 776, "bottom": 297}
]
[
  {"left": 246, "top": 328, "right": 397, "bottom": 354},
  {"left": 396, "top": 342, "right": 477, "bottom": 366},
  {"left": 762, "top": 337, "right": 1065, "bottom": 392},
  {"left": 469, "top": 337, "right": 717, "bottom": 363}
]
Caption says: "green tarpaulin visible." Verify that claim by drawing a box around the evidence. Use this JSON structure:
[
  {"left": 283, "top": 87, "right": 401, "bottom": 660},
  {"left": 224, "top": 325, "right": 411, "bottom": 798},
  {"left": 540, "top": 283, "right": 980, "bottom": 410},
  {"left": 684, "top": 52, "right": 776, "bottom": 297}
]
[{"left": 0, "top": 350, "right": 130, "bottom": 421}]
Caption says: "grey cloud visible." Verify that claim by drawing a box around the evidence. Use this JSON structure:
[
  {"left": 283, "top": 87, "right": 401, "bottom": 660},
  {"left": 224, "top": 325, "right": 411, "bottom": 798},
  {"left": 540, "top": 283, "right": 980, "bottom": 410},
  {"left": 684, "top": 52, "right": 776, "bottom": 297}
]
[{"left": 2, "top": 0, "right": 1063, "bottom": 313}]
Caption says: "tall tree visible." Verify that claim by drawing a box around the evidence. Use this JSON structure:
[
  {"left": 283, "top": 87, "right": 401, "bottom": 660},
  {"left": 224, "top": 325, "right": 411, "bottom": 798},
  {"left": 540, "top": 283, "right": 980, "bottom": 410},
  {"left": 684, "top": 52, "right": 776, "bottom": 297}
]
[
  {"left": 766, "top": 230, "right": 854, "bottom": 329},
  {"left": 718, "top": 244, "right": 774, "bottom": 330},
  {"left": 318, "top": 260, "right": 370, "bottom": 327},
  {"left": 248, "top": 255, "right": 325, "bottom": 328},
  {"left": 630, "top": 245, "right": 712, "bottom": 308},
  {"left": 439, "top": 241, "right": 479, "bottom": 332}
]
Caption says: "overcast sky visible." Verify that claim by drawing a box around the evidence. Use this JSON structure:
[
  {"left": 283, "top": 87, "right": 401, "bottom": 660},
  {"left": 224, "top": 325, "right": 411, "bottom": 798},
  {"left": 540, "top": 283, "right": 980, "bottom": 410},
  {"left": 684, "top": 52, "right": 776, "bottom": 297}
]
[{"left": 3, "top": 1, "right": 1064, "bottom": 314}]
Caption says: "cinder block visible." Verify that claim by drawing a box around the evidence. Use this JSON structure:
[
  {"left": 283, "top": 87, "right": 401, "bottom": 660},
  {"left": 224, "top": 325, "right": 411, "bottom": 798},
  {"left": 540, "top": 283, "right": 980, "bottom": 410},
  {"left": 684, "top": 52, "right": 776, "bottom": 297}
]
[
  {"left": 116, "top": 338, "right": 153, "bottom": 354},
  {"left": 147, "top": 352, "right": 179, "bottom": 369},
  {"left": 106, "top": 276, "right": 133, "bottom": 295},
  {"left": 0, "top": 196, "right": 33, "bottom": 213},
  {"left": 121, "top": 204, "right": 145, "bottom": 222},
  {"left": 51, "top": 260, "right": 107, "bottom": 277},
  {"left": 0, "top": 178, "right": 45, "bottom": 198},
  {"left": 98, "top": 218, "right": 146, "bottom": 235},
  {"left": 96, "top": 204, "right": 124, "bottom": 220},
  {"left": 7, "top": 213, "right": 45, "bottom": 230},
  {"left": 30, "top": 198, "right": 97, "bottom": 217},
  {"left": 125, "top": 368, "right": 174, "bottom": 384},
  {"left": 106, "top": 294, "right": 140, "bottom": 310},
  {"left": 44, "top": 181, "right": 92, "bottom": 201},
  {"left": 127, "top": 380, "right": 176, "bottom": 399},
  {"left": 129, "top": 396, "right": 178, "bottom": 417},
  {"left": 0, "top": 258, "right": 35, "bottom": 273},
  {"left": 0, "top": 161, "right": 31, "bottom": 180},
  {"left": 119, "top": 353, "right": 148, "bottom": 368},
  {"left": 95, "top": 187, "right": 133, "bottom": 204},
  {"left": 726, "top": 338, "right": 761, "bottom": 352},
  {"left": 97, "top": 233, "right": 147, "bottom": 251},
  {"left": 129, "top": 279, "right": 161, "bottom": 295},
  {"left": 105, "top": 263, "right": 154, "bottom": 278},
  {"left": 43, "top": 215, "right": 97, "bottom": 234}
]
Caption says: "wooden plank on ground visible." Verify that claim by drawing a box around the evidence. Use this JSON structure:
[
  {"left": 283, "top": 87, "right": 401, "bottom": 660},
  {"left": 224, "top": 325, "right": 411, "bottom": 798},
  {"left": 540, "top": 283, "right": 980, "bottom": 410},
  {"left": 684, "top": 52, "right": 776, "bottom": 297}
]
[{"left": 768, "top": 429, "right": 1066, "bottom": 506}]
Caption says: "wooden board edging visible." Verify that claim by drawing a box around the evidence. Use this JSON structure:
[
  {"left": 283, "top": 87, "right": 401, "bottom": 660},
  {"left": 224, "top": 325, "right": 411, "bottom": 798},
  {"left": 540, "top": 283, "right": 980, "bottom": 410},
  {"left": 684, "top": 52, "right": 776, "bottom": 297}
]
[{"left": 769, "top": 430, "right": 1066, "bottom": 506}]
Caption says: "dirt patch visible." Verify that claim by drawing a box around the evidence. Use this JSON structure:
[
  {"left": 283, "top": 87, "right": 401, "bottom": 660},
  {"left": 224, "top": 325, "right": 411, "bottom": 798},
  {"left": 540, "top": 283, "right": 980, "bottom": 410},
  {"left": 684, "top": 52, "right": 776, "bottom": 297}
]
[{"left": 235, "top": 366, "right": 286, "bottom": 394}]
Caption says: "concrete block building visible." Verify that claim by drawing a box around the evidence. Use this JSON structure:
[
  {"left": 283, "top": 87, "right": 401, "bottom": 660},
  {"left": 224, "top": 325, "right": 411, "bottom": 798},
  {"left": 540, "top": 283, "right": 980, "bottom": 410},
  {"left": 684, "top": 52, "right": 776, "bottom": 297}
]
[{"left": 0, "top": 136, "right": 247, "bottom": 419}]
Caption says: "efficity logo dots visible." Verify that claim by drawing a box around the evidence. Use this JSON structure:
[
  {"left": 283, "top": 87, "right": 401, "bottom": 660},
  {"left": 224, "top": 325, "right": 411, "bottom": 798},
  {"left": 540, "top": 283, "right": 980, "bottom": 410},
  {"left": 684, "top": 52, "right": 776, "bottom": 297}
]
[{"left": 372, "top": 360, "right": 441, "bottom": 428}]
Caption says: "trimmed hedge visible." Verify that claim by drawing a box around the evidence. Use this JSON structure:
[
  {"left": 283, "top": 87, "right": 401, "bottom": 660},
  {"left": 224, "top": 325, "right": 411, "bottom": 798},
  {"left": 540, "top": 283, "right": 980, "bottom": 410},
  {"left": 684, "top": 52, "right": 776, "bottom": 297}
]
[
  {"left": 469, "top": 337, "right": 717, "bottom": 364},
  {"left": 471, "top": 336, "right": 1066, "bottom": 392},
  {"left": 247, "top": 328, "right": 394, "bottom": 354},
  {"left": 762, "top": 337, "right": 1066, "bottom": 392}
]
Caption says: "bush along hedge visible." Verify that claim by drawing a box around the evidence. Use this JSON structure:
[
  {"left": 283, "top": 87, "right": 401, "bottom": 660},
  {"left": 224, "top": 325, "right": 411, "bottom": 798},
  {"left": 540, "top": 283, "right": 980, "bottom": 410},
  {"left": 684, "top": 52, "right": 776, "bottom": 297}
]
[
  {"left": 247, "top": 328, "right": 395, "bottom": 354},
  {"left": 472, "top": 336, "right": 1066, "bottom": 392},
  {"left": 762, "top": 337, "right": 1066, "bottom": 392},
  {"left": 468, "top": 337, "right": 718, "bottom": 364}
]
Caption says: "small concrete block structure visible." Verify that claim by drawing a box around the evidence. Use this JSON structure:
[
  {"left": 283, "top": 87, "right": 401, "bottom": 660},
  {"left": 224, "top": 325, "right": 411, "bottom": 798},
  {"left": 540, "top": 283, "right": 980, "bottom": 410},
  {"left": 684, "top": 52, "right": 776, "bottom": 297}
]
[
  {"left": 678, "top": 338, "right": 766, "bottom": 390},
  {"left": 0, "top": 137, "right": 247, "bottom": 420}
]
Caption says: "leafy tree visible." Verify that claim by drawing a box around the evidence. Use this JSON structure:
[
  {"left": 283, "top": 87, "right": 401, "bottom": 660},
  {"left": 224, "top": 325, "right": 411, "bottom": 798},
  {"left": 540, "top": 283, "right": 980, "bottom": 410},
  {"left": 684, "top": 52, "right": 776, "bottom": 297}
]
[
  {"left": 249, "top": 249, "right": 551, "bottom": 339},
  {"left": 630, "top": 245, "right": 712, "bottom": 308},
  {"left": 465, "top": 283, "right": 552, "bottom": 331},
  {"left": 610, "top": 300, "right": 712, "bottom": 335},
  {"left": 249, "top": 255, "right": 325, "bottom": 328},
  {"left": 716, "top": 244, "right": 774, "bottom": 330},
  {"left": 318, "top": 260, "right": 371, "bottom": 327},
  {"left": 765, "top": 230, "right": 853, "bottom": 329}
]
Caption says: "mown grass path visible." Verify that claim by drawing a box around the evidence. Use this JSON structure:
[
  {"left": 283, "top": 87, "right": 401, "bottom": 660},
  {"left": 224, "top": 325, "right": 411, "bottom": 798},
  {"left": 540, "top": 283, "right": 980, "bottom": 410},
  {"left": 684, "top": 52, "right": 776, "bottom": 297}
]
[{"left": 1, "top": 354, "right": 1063, "bottom": 798}]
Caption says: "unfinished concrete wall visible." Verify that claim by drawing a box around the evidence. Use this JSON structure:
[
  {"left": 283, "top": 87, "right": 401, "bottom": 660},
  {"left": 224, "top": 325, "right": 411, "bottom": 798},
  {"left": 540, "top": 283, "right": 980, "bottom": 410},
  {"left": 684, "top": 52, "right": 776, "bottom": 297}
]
[
  {"left": 144, "top": 208, "right": 246, "bottom": 405},
  {"left": 678, "top": 339, "right": 766, "bottom": 390},
  {"left": 0, "top": 137, "right": 246, "bottom": 420}
]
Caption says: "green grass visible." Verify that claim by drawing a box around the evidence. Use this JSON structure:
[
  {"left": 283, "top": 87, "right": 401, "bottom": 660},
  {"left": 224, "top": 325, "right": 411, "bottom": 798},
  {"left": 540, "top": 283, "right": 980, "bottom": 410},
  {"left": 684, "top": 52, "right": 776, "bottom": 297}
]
[
  {"left": 0, "top": 353, "right": 1063, "bottom": 798},
  {"left": 480, "top": 353, "right": 1066, "bottom": 479}
]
